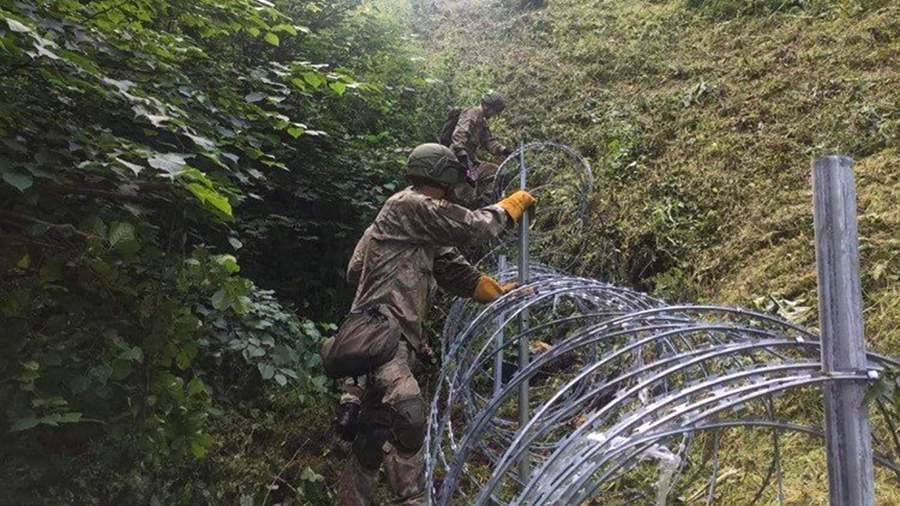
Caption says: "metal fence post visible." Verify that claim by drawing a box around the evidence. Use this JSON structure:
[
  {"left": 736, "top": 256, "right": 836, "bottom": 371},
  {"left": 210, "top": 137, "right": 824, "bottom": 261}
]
[
  {"left": 812, "top": 155, "right": 875, "bottom": 506},
  {"left": 518, "top": 142, "right": 530, "bottom": 481},
  {"left": 494, "top": 255, "right": 507, "bottom": 397}
]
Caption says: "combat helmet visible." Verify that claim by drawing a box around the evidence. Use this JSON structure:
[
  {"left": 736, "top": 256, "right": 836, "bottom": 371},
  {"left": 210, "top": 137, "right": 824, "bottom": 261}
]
[
  {"left": 481, "top": 91, "right": 506, "bottom": 113},
  {"left": 406, "top": 143, "right": 467, "bottom": 187}
]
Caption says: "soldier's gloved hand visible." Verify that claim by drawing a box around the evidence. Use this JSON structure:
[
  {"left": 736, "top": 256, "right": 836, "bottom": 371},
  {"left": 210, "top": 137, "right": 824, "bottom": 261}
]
[
  {"left": 497, "top": 190, "right": 536, "bottom": 222},
  {"left": 473, "top": 276, "right": 517, "bottom": 303},
  {"left": 334, "top": 401, "right": 360, "bottom": 442}
]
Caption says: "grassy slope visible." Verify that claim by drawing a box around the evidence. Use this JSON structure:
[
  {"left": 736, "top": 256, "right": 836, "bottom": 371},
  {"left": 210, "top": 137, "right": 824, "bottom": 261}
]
[
  {"left": 420, "top": 0, "right": 898, "bottom": 353},
  {"left": 415, "top": 0, "right": 899, "bottom": 503}
]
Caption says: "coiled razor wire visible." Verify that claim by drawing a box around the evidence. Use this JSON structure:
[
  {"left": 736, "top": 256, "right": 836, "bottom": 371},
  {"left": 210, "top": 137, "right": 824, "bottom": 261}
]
[{"left": 425, "top": 144, "right": 900, "bottom": 504}]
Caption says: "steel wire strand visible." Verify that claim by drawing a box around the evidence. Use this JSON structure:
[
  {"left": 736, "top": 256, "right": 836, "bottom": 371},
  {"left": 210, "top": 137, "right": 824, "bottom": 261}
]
[
  {"left": 425, "top": 144, "right": 897, "bottom": 504},
  {"left": 428, "top": 279, "right": 899, "bottom": 505}
]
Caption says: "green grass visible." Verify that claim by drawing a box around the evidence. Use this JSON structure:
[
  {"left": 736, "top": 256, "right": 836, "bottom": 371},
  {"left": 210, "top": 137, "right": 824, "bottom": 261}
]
[{"left": 412, "top": 0, "right": 900, "bottom": 502}]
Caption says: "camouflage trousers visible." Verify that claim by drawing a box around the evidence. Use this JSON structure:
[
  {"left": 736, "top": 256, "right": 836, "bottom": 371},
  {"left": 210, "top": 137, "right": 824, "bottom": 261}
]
[
  {"left": 337, "top": 341, "right": 427, "bottom": 506},
  {"left": 452, "top": 161, "right": 500, "bottom": 211}
]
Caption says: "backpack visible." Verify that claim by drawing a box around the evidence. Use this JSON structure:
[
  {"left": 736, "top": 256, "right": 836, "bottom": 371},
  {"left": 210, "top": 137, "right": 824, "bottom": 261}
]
[
  {"left": 437, "top": 107, "right": 462, "bottom": 147},
  {"left": 320, "top": 304, "right": 400, "bottom": 379}
]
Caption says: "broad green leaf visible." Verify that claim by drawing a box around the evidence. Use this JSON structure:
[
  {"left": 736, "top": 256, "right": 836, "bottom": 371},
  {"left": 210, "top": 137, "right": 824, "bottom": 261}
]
[
  {"left": 187, "top": 183, "right": 233, "bottom": 218},
  {"left": 119, "top": 346, "right": 144, "bottom": 363},
  {"left": 147, "top": 153, "right": 191, "bottom": 176},
  {"left": 211, "top": 288, "right": 227, "bottom": 310},
  {"left": 109, "top": 221, "right": 135, "bottom": 246},
  {"left": 39, "top": 257, "right": 65, "bottom": 283},
  {"left": 271, "top": 24, "right": 297, "bottom": 35},
  {"left": 302, "top": 72, "right": 323, "bottom": 89},
  {"left": 329, "top": 81, "right": 347, "bottom": 96},
  {"left": 258, "top": 363, "right": 275, "bottom": 380},
  {"left": 310, "top": 375, "right": 327, "bottom": 390},
  {"left": 244, "top": 91, "right": 266, "bottom": 103},
  {"left": 70, "top": 376, "right": 90, "bottom": 394},
  {"left": 286, "top": 126, "right": 305, "bottom": 139},
  {"left": 264, "top": 32, "right": 279, "bottom": 47},
  {"left": 290, "top": 77, "right": 306, "bottom": 90},
  {"left": 300, "top": 466, "right": 324, "bottom": 482},
  {"left": 215, "top": 254, "right": 240, "bottom": 273},
  {"left": 115, "top": 157, "right": 144, "bottom": 176},
  {"left": 6, "top": 17, "right": 31, "bottom": 33},
  {"left": 110, "top": 359, "right": 133, "bottom": 380},
  {"left": 58, "top": 412, "right": 82, "bottom": 424},
  {"left": 89, "top": 363, "right": 113, "bottom": 384},
  {"left": 10, "top": 417, "right": 40, "bottom": 432},
  {"left": 274, "top": 373, "right": 287, "bottom": 386},
  {"left": 271, "top": 346, "right": 296, "bottom": 366},
  {"left": 2, "top": 169, "right": 33, "bottom": 191},
  {"left": 190, "top": 432, "right": 213, "bottom": 459},
  {"left": 187, "top": 377, "right": 206, "bottom": 397},
  {"left": 185, "top": 133, "right": 216, "bottom": 151},
  {"left": 175, "top": 344, "right": 197, "bottom": 370},
  {"left": 58, "top": 49, "right": 100, "bottom": 75}
]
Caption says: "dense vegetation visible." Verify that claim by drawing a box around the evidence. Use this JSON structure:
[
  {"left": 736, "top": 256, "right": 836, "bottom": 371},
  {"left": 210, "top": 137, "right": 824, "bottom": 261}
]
[
  {"left": 1, "top": 0, "right": 448, "bottom": 503},
  {"left": 2, "top": 0, "right": 898, "bottom": 503},
  {"left": 421, "top": 1, "right": 899, "bottom": 357},
  {"left": 419, "top": 0, "right": 899, "bottom": 503}
]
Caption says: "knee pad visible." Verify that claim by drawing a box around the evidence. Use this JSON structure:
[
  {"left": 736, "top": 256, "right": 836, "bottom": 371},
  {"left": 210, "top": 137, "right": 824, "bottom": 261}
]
[
  {"left": 390, "top": 396, "right": 427, "bottom": 453},
  {"left": 352, "top": 425, "right": 390, "bottom": 470}
]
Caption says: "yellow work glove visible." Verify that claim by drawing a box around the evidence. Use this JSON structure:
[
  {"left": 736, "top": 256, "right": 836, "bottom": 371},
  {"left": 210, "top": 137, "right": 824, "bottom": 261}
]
[
  {"left": 497, "top": 190, "right": 536, "bottom": 222},
  {"left": 473, "top": 276, "right": 518, "bottom": 303}
]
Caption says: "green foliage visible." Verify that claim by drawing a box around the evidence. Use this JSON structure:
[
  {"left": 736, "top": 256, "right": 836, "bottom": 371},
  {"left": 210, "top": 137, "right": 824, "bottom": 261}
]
[
  {"left": 865, "top": 364, "right": 899, "bottom": 409},
  {"left": 1, "top": 0, "right": 441, "bottom": 502}
]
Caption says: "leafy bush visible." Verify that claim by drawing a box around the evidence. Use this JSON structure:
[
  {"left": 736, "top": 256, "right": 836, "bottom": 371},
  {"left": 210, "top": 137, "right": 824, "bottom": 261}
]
[{"left": 1, "top": 0, "right": 445, "bottom": 502}]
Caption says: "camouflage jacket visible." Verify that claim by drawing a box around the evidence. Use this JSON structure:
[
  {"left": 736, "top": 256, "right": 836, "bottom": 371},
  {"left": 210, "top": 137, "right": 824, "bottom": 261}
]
[
  {"left": 450, "top": 106, "right": 508, "bottom": 164},
  {"left": 346, "top": 187, "right": 508, "bottom": 353}
]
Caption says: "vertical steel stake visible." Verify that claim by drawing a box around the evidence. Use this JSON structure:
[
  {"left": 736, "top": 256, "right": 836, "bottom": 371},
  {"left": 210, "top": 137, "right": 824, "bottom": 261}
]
[
  {"left": 812, "top": 155, "right": 875, "bottom": 506},
  {"left": 517, "top": 142, "right": 531, "bottom": 481},
  {"left": 494, "top": 255, "right": 507, "bottom": 397}
]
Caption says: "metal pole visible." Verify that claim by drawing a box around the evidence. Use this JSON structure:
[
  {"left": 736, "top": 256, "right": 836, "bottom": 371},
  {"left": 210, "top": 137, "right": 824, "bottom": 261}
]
[
  {"left": 494, "top": 255, "right": 507, "bottom": 397},
  {"left": 812, "top": 155, "right": 875, "bottom": 506},
  {"left": 517, "top": 142, "right": 530, "bottom": 481}
]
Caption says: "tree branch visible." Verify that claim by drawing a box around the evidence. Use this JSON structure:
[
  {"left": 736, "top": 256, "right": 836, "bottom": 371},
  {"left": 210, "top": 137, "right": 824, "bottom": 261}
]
[{"left": 0, "top": 210, "right": 96, "bottom": 239}]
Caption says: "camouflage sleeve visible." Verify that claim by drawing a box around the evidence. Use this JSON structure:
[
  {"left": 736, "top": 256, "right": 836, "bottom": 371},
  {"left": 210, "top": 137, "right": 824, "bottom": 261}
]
[
  {"left": 346, "top": 226, "right": 372, "bottom": 285},
  {"left": 450, "top": 109, "right": 476, "bottom": 156},
  {"left": 410, "top": 198, "right": 509, "bottom": 248},
  {"left": 433, "top": 247, "right": 482, "bottom": 298},
  {"left": 480, "top": 124, "right": 507, "bottom": 158}
]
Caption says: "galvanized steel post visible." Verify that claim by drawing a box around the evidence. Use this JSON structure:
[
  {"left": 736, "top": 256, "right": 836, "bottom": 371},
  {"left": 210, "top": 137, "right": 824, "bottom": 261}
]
[
  {"left": 495, "top": 255, "right": 507, "bottom": 396},
  {"left": 812, "top": 155, "right": 875, "bottom": 506},
  {"left": 517, "top": 142, "right": 530, "bottom": 481}
]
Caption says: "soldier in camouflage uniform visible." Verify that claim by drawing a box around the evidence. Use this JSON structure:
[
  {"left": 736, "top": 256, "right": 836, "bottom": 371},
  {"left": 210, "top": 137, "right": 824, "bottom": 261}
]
[
  {"left": 335, "top": 143, "right": 535, "bottom": 505},
  {"left": 450, "top": 91, "right": 515, "bottom": 209}
]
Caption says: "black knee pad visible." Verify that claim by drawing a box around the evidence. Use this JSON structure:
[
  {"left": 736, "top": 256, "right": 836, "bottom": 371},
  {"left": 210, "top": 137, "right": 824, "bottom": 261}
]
[
  {"left": 352, "top": 425, "right": 390, "bottom": 470},
  {"left": 390, "top": 397, "right": 427, "bottom": 453}
]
